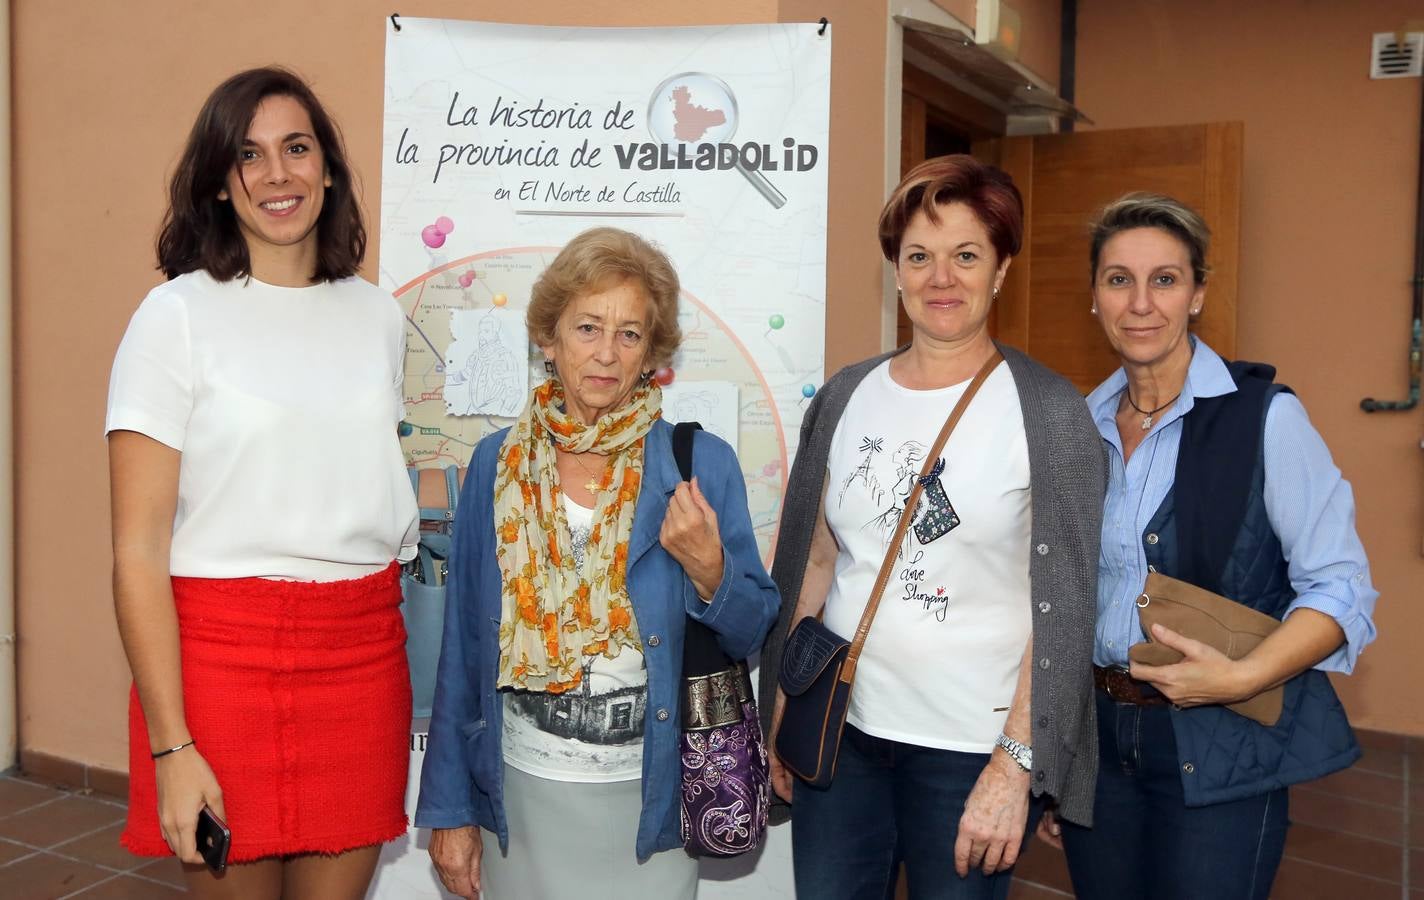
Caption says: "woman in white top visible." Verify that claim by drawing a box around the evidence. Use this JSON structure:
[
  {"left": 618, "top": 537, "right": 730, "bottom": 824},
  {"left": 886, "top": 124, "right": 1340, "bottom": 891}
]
[{"left": 107, "top": 67, "right": 418, "bottom": 899}]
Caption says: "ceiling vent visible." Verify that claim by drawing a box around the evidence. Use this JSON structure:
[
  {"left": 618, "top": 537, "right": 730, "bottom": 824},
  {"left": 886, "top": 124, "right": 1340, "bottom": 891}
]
[{"left": 1370, "top": 32, "right": 1423, "bottom": 79}]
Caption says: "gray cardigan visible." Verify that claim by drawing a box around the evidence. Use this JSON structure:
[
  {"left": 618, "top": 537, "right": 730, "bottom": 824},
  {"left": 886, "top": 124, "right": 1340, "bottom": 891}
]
[{"left": 759, "top": 343, "right": 1105, "bottom": 826}]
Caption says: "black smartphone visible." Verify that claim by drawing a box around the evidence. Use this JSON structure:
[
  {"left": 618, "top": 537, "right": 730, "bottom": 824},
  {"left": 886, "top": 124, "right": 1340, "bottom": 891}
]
[{"left": 195, "top": 806, "right": 231, "bottom": 873}]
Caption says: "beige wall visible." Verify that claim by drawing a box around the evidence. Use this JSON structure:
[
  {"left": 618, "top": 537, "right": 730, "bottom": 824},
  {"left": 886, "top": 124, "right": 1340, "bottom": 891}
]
[
  {"left": 13, "top": 0, "right": 885, "bottom": 771},
  {"left": 1077, "top": 0, "right": 1424, "bottom": 735},
  {"left": 933, "top": 0, "right": 977, "bottom": 27}
]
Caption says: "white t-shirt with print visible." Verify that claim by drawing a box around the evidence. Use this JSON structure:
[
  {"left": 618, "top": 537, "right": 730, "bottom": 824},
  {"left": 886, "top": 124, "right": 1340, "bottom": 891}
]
[
  {"left": 502, "top": 494, "right": 648, "bottom": 782},
  {"left": 822, "top": 359, "right": 1032, "bottom": 753}
]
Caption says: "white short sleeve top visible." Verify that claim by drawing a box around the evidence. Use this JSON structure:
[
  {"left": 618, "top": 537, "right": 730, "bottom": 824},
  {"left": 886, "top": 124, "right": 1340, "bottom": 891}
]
[
  {"left": 106, "top": 271, "right": 419, "bottom": 582},
  {"left": 822, "top": 360, "right": 1032, "bottom": 753}
]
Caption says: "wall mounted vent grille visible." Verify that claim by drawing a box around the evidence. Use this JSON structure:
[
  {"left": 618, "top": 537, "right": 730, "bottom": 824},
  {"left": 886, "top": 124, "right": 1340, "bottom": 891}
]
[{"left": 1371, "top": 32, "right": 1423, "bottom": 79}]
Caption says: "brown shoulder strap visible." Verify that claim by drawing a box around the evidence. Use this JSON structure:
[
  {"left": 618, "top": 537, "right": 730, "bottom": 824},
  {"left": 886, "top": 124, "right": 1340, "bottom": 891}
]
[{"left": 838, "top": 349, "right": 1004, "bottom": 684}]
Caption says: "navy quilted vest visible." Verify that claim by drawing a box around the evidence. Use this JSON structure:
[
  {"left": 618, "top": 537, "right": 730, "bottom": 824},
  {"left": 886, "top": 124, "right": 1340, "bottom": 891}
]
[{"left": 1142, "top": 362, "right": 1360, "bottom": 806}]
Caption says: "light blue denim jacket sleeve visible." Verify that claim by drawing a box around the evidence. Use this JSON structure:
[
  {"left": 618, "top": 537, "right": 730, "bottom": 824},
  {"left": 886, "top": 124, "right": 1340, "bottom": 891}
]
[{"left": 678, "top": 431, "right": 782, "bottom": 658}]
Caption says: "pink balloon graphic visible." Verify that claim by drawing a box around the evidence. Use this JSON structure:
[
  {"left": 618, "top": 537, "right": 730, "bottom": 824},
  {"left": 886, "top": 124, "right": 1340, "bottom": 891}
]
[
  {"left": 653, "top": 367, "right": 676, "bottom": 387},
  {"left": 421, "top": 225, "right": 446, "bottom": 249},
  {"left": 457, "top": 271, "right": 474, "bottom": 288},
  {"left": 434, "top": 216, "right": 455, "bottom": 235}
]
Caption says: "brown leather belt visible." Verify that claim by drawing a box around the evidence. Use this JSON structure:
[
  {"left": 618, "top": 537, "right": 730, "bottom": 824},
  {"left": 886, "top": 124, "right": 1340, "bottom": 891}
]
[{"left": 1093, "top": 665, "right": 1169, "bottom": 706}]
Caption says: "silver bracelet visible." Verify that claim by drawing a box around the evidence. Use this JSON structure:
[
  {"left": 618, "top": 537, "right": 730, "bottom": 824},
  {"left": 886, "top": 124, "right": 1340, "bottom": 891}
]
[{"left": 994, "top": 733, "right": 1033, "bottom": 772}]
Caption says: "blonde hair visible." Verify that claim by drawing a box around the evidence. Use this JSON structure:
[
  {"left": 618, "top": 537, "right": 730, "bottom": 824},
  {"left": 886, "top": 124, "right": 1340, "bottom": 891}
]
[
  {"left": 1090, "top": 193, "right": 1211, "bottom": 285},
  {"left": 526, "top": 228, "right": 683, "bottom": 368}
]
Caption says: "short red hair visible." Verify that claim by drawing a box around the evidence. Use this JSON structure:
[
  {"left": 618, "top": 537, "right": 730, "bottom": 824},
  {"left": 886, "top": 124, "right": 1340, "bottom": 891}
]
[{"left": 877, "top": 154, "right": 1023, "bottom": 264}]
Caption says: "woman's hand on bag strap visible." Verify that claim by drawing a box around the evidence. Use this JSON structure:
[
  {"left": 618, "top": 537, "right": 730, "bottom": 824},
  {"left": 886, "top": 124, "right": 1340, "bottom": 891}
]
[{"left": 659, "top": 476, "right": 724, "bottom": 601}]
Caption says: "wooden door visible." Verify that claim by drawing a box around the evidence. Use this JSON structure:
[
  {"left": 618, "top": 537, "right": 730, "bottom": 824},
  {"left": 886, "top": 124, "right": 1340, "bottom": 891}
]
[{"left": 976, "top": 123, "right": 1243, "bottom": 392}]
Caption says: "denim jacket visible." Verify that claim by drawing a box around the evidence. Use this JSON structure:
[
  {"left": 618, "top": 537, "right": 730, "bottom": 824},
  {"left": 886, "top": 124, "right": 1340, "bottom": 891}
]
[{"left": 414, "top": 419, "right": 780, "bottom": 859}]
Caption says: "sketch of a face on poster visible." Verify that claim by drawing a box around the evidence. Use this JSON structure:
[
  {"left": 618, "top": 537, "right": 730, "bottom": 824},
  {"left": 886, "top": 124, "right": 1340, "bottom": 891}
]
[
  {"left": 660, "top": 381, "right": 740, "bottom": 455},
  {"left": 445, "top": 308, "right": 529, "bottom": 418},
  {"left": 647, "top": 72, "right": 786, "bottom": 208}
]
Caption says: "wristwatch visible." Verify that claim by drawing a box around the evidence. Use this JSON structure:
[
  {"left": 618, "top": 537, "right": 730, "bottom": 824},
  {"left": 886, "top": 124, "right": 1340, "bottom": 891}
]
[{"left": 995, "top": 733, "right": 1033, "bottom": 772}]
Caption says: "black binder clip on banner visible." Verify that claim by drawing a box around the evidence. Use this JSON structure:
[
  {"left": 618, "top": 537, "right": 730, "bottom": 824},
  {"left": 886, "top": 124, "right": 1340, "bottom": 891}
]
[
  {"left": 390, "top": 12, "right": 401, "bottom": 32},
  {"left": 818, "top": 17, "right": 829, "bottom": 36}
]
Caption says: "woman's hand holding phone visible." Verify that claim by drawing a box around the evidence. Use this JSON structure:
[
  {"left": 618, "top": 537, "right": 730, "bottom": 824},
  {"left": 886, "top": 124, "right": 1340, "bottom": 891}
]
[{"left": 154, "top": 747, "right": 225, "bottom": 865}]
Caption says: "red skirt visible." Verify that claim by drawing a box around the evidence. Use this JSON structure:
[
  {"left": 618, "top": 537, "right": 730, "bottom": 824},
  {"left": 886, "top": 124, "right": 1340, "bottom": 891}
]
[{"left": 122, "top": 563, "right": 411, "bottom": 862}]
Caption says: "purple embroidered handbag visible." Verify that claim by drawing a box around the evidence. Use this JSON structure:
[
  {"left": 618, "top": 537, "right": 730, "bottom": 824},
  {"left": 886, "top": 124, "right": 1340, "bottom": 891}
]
[{"left": 673, "top": 423, "right": 770, "bottom": 858}]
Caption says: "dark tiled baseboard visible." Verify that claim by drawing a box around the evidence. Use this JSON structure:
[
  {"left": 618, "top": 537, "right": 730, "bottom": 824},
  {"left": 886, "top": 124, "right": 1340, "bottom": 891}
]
[
  {"left": 1007, "top": 727, "right": 1421, "bottom": 899},
  {"left": 18, "top": 750, "right": 128, "bottom": 800}
]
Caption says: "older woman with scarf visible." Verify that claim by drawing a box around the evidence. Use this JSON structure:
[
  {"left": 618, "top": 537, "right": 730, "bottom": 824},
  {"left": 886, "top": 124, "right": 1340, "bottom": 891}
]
[{"left": 415, "top": 227, "right": 779, "bottom": 900}]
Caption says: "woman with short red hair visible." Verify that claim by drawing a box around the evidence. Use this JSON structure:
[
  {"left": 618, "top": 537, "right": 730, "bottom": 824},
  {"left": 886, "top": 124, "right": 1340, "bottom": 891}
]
[{"left": 761, "top": 154, "right": 1103, "bottom": 900}]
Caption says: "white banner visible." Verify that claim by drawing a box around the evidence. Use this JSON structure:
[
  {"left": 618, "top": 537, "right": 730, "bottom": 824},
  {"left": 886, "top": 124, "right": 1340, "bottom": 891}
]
[
  {"left": 373, "top": 17, "right": 829, "bottom": 899},
  {"left": 381, "top": 17, "right": 830, "bottom": 564}
]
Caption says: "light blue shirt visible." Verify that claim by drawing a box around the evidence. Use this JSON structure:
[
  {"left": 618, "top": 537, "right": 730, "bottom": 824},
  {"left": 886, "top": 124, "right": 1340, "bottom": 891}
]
[{"left": 1086, "top": 339, "right": 1378, "bottom": 671}]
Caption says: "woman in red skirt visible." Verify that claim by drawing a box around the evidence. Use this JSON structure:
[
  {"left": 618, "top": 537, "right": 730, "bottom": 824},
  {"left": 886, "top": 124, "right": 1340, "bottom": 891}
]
[{"left": 106, "top": 67, "right": 418, "bottom": 898}]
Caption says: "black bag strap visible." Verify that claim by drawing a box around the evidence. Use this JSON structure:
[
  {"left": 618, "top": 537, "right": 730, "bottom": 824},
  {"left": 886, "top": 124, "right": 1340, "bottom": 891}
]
[
  {"left": 671, "top": 422, "right": 736, "bottom": 676},
  {"left": 673, "top": 421, "right": 700, "bottom": 482}
]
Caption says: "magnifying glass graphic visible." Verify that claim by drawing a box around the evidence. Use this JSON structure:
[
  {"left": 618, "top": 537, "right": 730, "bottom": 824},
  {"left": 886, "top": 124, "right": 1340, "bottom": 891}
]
[{"left": 647, "top": 72, "right": 787, "bottom": 210}]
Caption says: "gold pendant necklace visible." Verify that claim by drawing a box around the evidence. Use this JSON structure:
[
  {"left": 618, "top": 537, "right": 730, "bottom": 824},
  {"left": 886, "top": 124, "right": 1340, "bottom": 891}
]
[{"left": 567, "top": 452, "right": 606, "bottom": 494}]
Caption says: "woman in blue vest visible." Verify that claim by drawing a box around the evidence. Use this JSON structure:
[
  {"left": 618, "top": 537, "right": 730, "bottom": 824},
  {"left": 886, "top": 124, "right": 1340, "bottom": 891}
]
[{"left": 1053, "top": 192, "right": 1379, "bottom": 898}]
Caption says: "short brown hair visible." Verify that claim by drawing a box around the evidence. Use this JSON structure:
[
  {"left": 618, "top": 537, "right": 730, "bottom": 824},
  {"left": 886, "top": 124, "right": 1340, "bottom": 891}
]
[
  {"left": 1090, "top": 193, "right": 1210, "bottom": 285},
  {"left": 156, "top": 67, "right": 365, "bottom": 283},
  {"left": 878, "top": 155, "right": 1023, "bottom": 263},
  {"left": 527, "top": 228, "right": 683, "bottom": 368}
]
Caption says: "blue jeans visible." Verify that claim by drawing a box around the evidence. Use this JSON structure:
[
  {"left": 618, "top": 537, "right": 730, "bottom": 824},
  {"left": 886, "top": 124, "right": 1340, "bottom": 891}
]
[
  {"left": 1060, "top": 691, "right": 1290, "bottom": 900},
  {"left": 791, "top": 724, "right": 1042, "bottom": 900}
]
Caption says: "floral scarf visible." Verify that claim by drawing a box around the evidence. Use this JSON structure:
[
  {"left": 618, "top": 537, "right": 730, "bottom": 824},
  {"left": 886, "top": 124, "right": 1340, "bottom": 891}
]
[{"left": 493, "top": 377, "right": 661, "bottom": 693}]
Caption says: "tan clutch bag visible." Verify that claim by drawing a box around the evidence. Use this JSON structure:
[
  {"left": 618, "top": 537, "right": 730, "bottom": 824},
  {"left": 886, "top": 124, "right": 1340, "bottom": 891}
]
[{"left": 1127, "top": 571, "right": 1283, "bottom": 726}]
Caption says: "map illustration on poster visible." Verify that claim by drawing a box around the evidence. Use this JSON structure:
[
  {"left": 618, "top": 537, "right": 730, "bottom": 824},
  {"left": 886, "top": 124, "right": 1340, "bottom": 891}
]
[{"left": 381, "top": 19, "right": 830, "bottom": 563}]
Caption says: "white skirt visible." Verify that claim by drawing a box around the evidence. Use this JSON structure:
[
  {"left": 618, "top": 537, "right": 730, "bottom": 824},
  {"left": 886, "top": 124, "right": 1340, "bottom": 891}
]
[{"left": 481, "top": 763, "right": 699, "bottom": 900}]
